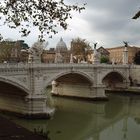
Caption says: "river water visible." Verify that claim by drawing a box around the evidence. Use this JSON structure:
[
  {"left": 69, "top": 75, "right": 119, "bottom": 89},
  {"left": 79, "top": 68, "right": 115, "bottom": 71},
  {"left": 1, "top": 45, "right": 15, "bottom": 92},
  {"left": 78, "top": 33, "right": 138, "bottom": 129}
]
[{"left": 2, "top": 91, "right": 140, "bottom": 140}]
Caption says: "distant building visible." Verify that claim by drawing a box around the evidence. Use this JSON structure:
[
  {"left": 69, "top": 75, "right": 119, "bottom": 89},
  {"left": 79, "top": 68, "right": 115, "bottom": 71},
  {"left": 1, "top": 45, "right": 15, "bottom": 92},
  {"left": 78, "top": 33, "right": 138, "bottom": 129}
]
[
  {"left": 42, "top": 48, "right": 55, "bottom": 63},
  {"left": 107, "top": 46, "right": 140, "bottom": 64},
  {"left": 0, "top": 40, "right": 29, "bottom": 63},
  {"left": 86, "top": 47, "right": 110, "bottom": 64},
  {"left": 55, "top": 38, "right": 69, "bottom": 63},
  {"left": 97, "top": 46, "right": 110, "bottom": 58},
  {"left": 42, "top": 38, "right": 70, "bottom": 63},
  {"left": 42, "top": 40, "right": 140, "bottom": 64}
]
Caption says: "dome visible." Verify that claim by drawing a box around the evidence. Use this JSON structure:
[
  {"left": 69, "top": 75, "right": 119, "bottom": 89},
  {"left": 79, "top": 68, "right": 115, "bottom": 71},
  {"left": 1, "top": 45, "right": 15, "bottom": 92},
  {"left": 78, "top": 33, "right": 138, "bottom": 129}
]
[{"left": 56, "top": 38, "right": 67, "bottom": 53}]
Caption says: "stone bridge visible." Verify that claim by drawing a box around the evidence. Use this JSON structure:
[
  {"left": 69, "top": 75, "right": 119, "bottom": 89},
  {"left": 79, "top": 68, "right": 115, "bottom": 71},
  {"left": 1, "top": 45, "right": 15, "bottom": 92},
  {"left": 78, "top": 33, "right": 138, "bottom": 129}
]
[{"left": 0, "top": 63, "right": 131, "bottom": 117}]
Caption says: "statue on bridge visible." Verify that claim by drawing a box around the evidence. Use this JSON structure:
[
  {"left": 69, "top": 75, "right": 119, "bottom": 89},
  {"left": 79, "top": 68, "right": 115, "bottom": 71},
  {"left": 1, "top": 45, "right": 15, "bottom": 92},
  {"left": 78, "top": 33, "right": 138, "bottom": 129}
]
[
  {"left": 94, "top": 42, "right": 97, "bottom": 49},
  {"left": 28, "top": 41, "right": 46, "bottom": 63},
  {"left": 122, "top": 41, "right": 128, "bottom": 64},
  {"left": 123, "top": 41, "right": 129, "bottom": 48},
  {"left": 55, "top": 51, "right": 63, "bottom": 63},
  {"left": 93, "top": 42, "right": 100, "bottom": 64}
]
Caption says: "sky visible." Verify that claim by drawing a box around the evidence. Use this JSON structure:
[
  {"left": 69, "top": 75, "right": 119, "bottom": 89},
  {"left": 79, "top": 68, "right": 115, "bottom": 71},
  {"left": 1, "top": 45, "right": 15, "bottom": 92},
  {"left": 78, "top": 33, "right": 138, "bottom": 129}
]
[{"left": 0, "top": 0, "right": 140, "bottom": 49}]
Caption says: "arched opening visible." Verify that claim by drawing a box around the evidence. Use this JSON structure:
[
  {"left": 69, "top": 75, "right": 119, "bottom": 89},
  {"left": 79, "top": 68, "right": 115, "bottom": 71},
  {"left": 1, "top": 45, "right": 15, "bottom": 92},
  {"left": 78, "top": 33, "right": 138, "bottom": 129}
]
[
  {"left": 0, "top": 81, "right": 28, "bottom": 114},
  {"left": 51, "top": 73, "right": 93, "bottom": 98},
  {"left": 102, "top": 72, "right": 125, "bottom": 90},
  {"left": 0, "top": 81, "right": 27, "bottom": 96},
  {"left": 56, "top": 73, "right": 92, "bottom": 85}
]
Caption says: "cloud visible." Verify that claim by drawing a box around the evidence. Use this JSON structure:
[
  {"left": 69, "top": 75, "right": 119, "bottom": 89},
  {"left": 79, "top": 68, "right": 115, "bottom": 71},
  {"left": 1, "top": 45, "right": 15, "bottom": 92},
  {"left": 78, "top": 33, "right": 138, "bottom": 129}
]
[{"left": 0, "top": 0, "right": 140, "bottom": 48}]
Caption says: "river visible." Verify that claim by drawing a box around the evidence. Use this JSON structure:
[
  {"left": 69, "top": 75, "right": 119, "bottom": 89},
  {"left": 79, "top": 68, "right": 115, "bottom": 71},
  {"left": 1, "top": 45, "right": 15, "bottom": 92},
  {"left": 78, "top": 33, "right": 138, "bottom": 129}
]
[{"left": 2, "top": 90, "right": 140, "bottom": 140}]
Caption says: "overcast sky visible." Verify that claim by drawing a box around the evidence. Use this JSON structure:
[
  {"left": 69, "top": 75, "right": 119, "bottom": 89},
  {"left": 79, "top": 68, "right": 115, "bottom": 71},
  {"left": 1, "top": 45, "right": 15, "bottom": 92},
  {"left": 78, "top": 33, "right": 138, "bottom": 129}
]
[{"left": 0, "top": 0, "right": 140, "bottom": 49}]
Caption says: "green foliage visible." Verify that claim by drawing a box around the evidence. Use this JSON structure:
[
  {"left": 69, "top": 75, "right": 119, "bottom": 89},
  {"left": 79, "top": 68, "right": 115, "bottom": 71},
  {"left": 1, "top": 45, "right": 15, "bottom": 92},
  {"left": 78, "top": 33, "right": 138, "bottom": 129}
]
[
  {"left": 100, "top": 56, "right": 109, "bottom": 63},
  {"left": 132, "top": 10, "right": 140, "bottom": 19},
  {"left": 71, "top": 37, "right": 91, "bottom": 61},
  {"left": 17, "top": 40, "right": 29, "bottom": 50},
  {"left": 133, "top": 51, "right": 140, "bottom": 64},
  {"left": 0, "top": 0, "right": 86, "bottom": 41}
]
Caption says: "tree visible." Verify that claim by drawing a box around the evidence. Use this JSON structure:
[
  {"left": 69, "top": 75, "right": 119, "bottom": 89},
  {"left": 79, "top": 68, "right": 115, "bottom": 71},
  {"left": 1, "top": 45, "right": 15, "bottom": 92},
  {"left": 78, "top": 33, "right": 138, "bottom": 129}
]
[
  {"left": 100, "top": 56, "right": 109, "bottom": 63},
  {"left": 71, "top": 37, "right": 91, "bottom": 62},
  {"left": 0, "top": 0, "right": 86, "bottom": 41},
  {"left": 133, "top": 51, "right": 140, "bottom": 64},
  {"left": 132, "top": 10, "right": 140, "bottom": 19}
]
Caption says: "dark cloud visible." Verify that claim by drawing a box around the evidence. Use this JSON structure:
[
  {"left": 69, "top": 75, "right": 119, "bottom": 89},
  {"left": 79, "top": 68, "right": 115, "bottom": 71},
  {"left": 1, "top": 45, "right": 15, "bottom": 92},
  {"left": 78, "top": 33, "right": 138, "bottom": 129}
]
[
  {"left": 75, "top": 0, "right": 140, "bottom": 47},
  {"left": 1, "top": 0, "right": 140, "bottom": 48},
  {"left": 86, "top": 0, "right": 139, "bottom": 15},
  {"left": 82, "top": 0, "right": 139, "bottom": 29},
  {"left": 21, "top": 0, "right": 140, "bottom": 47}
]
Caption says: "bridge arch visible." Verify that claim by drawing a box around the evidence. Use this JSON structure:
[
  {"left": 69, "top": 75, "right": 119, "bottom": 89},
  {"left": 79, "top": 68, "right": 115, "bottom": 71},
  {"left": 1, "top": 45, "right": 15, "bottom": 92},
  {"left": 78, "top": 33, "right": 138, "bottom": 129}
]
[
  {"left": 0, "top": 76, "right": 29, "bottom": 95},
  {"left": 45, "top": 71, "right": 94, "bottom": 87},
  {"left": 44, "top": 71, "right": 94, "bottom": 97},
  {"left": 102, "top": 71, "right": 126, "bottom": 89}
]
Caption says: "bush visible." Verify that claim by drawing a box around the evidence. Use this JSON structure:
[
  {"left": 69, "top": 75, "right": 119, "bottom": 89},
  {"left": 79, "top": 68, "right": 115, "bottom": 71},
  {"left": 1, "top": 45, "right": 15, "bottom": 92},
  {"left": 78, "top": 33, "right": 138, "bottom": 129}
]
[
  {"left": 133, "top": 51, "right": 140, "bottom": 65},
  {"left": 100, "top": 56, "right": 109, "bottom": 63}
]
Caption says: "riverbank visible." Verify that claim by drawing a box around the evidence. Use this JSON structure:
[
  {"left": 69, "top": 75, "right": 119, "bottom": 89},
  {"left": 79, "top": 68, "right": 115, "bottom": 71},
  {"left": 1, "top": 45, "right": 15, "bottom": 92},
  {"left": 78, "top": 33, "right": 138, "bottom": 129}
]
[{"left": 0, "top": 115, "right": 48, "bottom": 140}]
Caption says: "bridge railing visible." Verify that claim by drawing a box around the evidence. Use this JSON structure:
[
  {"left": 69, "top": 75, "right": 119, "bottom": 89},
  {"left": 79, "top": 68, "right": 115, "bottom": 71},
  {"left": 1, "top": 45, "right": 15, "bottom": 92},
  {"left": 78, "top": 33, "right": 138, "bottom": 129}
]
[
  {"left": 30, "top": 63, "right": 130, "bottom": 69},
  {"left": 0, "top": 63, "right": 28, "bottom": 69},
  {"left": 0, "top": 62, "right": 131, "bottom": 69}
]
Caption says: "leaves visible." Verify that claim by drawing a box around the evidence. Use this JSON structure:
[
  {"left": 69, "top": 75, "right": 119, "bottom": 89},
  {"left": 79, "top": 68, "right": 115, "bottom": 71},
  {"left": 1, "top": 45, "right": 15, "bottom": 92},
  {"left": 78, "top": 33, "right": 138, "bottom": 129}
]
[
  {"left": 132, "top": 10, "right": 140, "bottom": 19},
  {"left": 100, "top": 56, "right": 109, "bottom": 63},
  {"left": 71, "top": 37, "right": 91, "bottom": 61},
  {"left": 133, "top": 51, "right": 140, "bottom": 64},
  {"left": 0, "top": 0, "right": 86, "bottom": 41}
]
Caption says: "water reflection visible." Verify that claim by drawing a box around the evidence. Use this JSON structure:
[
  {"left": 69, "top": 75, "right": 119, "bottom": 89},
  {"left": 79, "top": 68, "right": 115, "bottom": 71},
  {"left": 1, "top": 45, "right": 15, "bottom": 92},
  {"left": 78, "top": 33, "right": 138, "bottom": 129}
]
[{"left": 4, "top": 93, "right": 140, "bottom": 140}]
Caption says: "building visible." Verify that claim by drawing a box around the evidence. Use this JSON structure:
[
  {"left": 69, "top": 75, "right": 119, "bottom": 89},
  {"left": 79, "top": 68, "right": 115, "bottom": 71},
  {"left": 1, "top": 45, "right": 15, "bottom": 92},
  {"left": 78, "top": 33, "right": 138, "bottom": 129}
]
[
  {"left": 42, "top": 39, "right": 140, "bottom": 64},
  {"left": 42, "top": 48, "right": 55, "bottom": 63},
  {"left": 42, "top": 38, "right": 70, "bottom": 63},
  {"left": 107, "top": 46, "right": 140, "bottom": 64},
  {"left": 0, "top": 40, "right": 29, "bottom": 63},
  {"left": 97, "top": 46, "right": 110, "bottom": 58},
  {"left": 86, "top": 47, "right": 110, "bottom": 64},
  {"left": 55, "top": 38, "right": 69, "bottom": 63}
]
